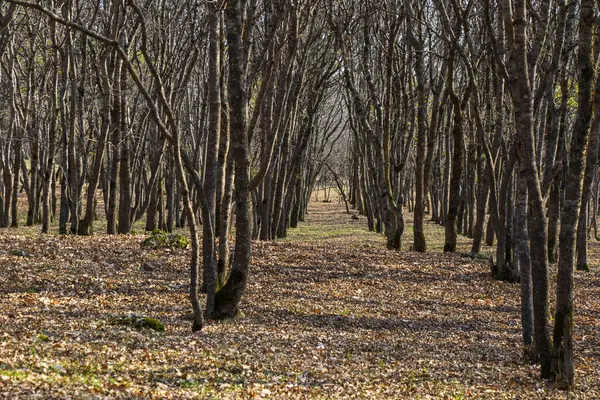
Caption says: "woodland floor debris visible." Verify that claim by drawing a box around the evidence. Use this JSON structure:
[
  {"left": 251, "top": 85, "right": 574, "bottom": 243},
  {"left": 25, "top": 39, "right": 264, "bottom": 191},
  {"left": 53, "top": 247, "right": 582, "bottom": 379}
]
[{"left": 0, "top": 200, "right": 599, "bottom": 399}]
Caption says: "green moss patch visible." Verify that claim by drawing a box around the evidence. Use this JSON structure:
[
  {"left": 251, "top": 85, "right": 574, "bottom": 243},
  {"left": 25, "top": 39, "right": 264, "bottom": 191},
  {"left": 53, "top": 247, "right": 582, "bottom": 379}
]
[
  {"left": 109, "top": 314, "right": 165, "bottom": 332},
  {"left": 141, "top": 230, "right": 188, "bottom": 250}
]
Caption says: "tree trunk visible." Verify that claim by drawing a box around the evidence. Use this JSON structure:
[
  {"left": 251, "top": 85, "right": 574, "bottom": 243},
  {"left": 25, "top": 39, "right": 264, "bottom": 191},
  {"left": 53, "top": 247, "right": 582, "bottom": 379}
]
[
  {"left": 505, "top": 0, "right": 553, "bottom": 378},
  {"left": 410, "top": 24, "right": 428, "bottom": 253},
  {"left": 515, "top": 174, "right": 533, "bottom": 346},
  {"left": 575, "top": 70, "right": 600, "bottom": 271},
  {"left": 553, "top": 0, "right": 595, "bottom": 386},
  {"left": 547, "top": 180, "right": 561, "bottom": 263},
  {"left": 106, "top": 60, "right": 122, "bottom": 235},
  {"left": 67, "top": 29, "right": 80, "bottom": 235},
  {"left": 42, "top": 27, "right": 59, "bottom": 233},
  {"left": 11, "top": 141, "right": 22, "bottom": 228},
  {"left": 214, "top": 0, "right": 253, "bottom": 319},
  {"left": 117, "top": 69, "right": 132, "bottom": 235},
  {"left": 495, "top": 152, "right": 517, "bottom": 281},
  {"left": 471, "top": 163, "right": 490, "bottom": 253},
  {"left": 78, "top": 53, "right": 112, "bottom": 235},
  {"left": 444, "top": 75, "right": 464, "bottom": 253},
  {"left": 203, "top": 2, "right": 221, "bottom": 316}
]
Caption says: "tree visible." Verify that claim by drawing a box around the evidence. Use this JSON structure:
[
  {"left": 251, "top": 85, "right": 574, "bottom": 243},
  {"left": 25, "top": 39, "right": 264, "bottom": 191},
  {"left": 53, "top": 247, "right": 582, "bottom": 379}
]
[
  {"left": 213, "top": 0, "right": 253, "bottom": 319},
  {"left": 503, "top": 0, "right": 553, "bottom": 378},
  {"left": 553, "top": 0, "right": 596, "bottom": 386}
]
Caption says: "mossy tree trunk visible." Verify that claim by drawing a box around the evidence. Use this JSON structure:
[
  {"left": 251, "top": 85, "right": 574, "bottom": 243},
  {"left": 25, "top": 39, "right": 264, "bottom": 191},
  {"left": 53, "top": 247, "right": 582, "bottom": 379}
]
[{"left": 214, "top": 0, "right": 253, "bottom": 319}]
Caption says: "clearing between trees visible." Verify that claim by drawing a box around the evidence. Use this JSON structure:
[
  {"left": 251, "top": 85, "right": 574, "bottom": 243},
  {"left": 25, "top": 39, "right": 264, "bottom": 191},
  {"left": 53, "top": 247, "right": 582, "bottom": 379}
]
[{"left": 1, "top": 197, "right": 599, "bottom": 399}]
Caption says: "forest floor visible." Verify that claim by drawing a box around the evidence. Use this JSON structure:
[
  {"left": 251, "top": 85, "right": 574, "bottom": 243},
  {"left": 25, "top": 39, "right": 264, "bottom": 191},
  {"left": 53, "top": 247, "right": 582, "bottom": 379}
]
[{"left": 1, "top": 195, "right": 599, "bottom": 399}]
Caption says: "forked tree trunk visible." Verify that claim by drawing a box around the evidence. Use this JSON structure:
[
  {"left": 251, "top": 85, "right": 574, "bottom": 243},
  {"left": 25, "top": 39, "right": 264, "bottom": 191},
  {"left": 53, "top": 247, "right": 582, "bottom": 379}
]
[
  {"left": 504, "top": 0, "right": 553, "bottom": 378},
  {"left": 78, "top": 52, "right": 112, "bottom": 235},
  {"left": 214, "top": 0, "right": 253, "bottom": 319},
  {"left": 443, "top": 103, "right": 462, "bottom": 253},
  {"left": 443, "top": 45, "right": 464, "bottom": 253}
]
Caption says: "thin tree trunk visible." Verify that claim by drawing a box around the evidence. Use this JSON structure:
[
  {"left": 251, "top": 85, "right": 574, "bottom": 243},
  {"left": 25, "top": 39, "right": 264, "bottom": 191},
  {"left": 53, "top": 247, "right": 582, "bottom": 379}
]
[
  {"left": 67, "top": 27, "right": 80, "bottom": 235},
  {"left": 575, "top": 70, "right": 600, "bottom": 271},
  {"left": 10, "top": 141, "right": 21, "bottom": 228},
  {"left": 42, "top": 31, "right": 59, "bottom": 233},
  {"left": 117, "top": 68, "right": 132, "bottom": 235},
  {"left": 472, "top": 164, "right": 490, "bottom": 253},
  {"left": 515, "top": 174, "right": 533, "bottom": 346},
  {"left": 203, "top": 2, "right": 221, "bottom": 316},
  {"left": 107, "top": 60, "right": 122, "bottom": 235}
]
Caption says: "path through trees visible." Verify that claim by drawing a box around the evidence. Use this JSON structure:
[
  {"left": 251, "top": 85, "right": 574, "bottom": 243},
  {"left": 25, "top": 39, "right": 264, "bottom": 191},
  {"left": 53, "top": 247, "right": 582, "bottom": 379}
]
[{"left": 1, "top": 195, "right": 599, "bottom": 397}]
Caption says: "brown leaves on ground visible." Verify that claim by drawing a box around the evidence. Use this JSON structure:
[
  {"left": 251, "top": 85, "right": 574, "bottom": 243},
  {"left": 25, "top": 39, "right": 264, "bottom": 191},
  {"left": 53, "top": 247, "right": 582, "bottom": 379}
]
[{"left": 1, "top": 200, "right": 599, "bottom": 399}]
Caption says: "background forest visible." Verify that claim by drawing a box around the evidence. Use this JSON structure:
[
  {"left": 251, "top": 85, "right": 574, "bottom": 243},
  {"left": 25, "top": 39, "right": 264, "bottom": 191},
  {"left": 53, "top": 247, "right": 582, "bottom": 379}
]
[{"left": 1, "top": 0, "right": 600, "bottom": 397}]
